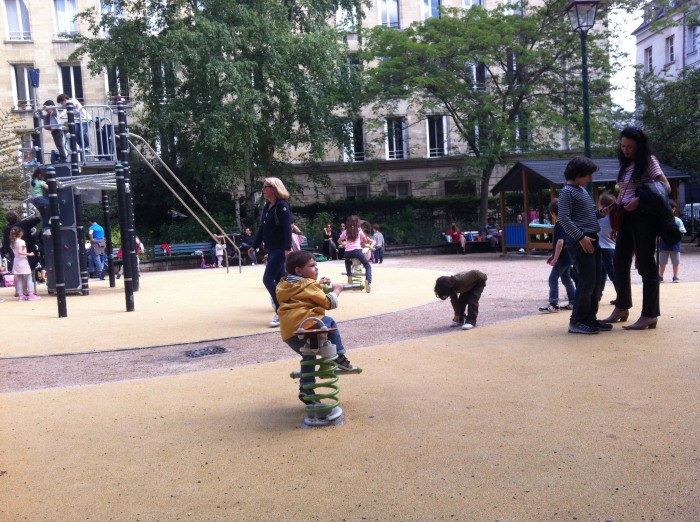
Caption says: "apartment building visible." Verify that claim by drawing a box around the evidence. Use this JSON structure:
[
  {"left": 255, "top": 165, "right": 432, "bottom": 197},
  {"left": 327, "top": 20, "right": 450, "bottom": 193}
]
[{"left": 633, "top": 0, "right": 700, "bottom": 79}]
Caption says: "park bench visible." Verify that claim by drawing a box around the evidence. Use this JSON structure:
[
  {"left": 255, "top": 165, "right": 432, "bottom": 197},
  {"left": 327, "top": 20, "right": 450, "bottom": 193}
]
[{"left": 154, "top": 243, "right": 213, "bottom": 257}]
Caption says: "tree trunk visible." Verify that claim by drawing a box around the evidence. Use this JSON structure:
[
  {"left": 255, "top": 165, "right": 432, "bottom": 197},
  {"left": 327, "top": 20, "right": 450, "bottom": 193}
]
[{"left": 479, "top": 164, "right": 496, "bottom": 225}]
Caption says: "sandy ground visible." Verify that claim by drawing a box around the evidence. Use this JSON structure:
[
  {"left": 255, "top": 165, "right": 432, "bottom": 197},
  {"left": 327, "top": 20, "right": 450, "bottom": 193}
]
[{"left": 1, "top": 248, "right": 699, "bottom": 520}]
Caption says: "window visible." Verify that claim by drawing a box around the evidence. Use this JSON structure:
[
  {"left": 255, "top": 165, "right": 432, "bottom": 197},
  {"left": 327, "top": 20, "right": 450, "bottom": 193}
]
[
  {"left": 666, "top": 36, "right": 675, "bottom": 63},
  {"left": 101, "top": 0, "right": 123, "bottom": 36},
  {"left": 463, "top": 0, "right": 482, "bottom": 7},
  {"left": 5, "top": 0, "right": 31, "bottom": 41},
  {"left": 346, "top": 185, "right": 369, "bottom": 200},
  {"left": 690, "top": 26, "right": 699, "bottom": 54},
  {"left": 423, "top": 0, "right": 440, "bottom": 20},
  {"left": 59, "top": 64, "right": 84, "bottom": 103},
  {"left": 387, "top": 182, "right": 410, "bottom": 198},
  {"left": 386, "top": 117, "right": 406, "bottom": 160},
  {"left": 379, "top": 0, "right": 399, "bottom": 29},
  {"left": 644, "top": 46, "right": 653, "bottom": 73},
  {"left": 469, "top": 62, "right": 487, "bottom": 90},
  {"left": 54, "top": 0, "right": 77, "bottom": 36},
  {"left": 351, "top": 119, "right": 365, "bottom": 161},
  {"left": 427, "top": 115, "right": 448, "bottom": 157},
  {"left": 12, "top": 64, "right": 32, "bottom": 107},
  {"left": 336, "top": 6, "right": 358, "bottom": 32},
  {"left": 106, "top": 64, "right": 129, "bottom": 100}
]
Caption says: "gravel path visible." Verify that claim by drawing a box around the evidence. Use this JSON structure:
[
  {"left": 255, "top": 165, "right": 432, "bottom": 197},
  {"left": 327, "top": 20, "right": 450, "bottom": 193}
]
[{"left": 3, "top": 248, "right": 699, "bottom": 393}]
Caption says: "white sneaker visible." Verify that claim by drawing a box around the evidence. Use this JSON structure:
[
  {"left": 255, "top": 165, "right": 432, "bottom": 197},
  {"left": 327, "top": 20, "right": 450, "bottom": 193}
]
[
  {"left": 449, "top": 321, "right": 462, "bottom": 328},
  {"left": 268, "top": 314, "right": 280, "bottom": 327},
  {"left": 461, "top": 323, "right": 475, "bottom": 330}
]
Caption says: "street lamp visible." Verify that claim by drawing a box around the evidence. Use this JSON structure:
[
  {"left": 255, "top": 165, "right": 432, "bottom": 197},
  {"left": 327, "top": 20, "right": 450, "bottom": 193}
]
[{"left": 566, "top": 0, "right": 599, "bottom": 158}]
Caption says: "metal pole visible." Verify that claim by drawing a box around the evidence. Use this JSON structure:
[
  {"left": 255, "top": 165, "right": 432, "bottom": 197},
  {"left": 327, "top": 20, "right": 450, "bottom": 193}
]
[
  {"left": 581, "top": 30, "right": 591, "bottom": 159},
  {"left": 46, "top": 166, "right": 67, "bottom": 317},
  {"left": 102, "top": 191, "right": 115, "bottom": 287},
  {"left": 67, "top": 102, "right": 89, "bottom": 295},
  {"left": 115, "top": 163, "right": 135, "bottom": 311},
  {"left": 117, "top": 101, "right": 139, "bottom": 291}
]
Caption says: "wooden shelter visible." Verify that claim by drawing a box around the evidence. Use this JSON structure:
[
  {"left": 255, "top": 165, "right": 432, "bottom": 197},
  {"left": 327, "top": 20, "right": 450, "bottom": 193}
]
[{"left": 491, "top": 158, "right": 690, "bottom": 254}]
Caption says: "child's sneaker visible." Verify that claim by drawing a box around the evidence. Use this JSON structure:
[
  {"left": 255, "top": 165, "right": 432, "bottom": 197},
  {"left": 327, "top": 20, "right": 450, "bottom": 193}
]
[
  {"left": 335, "top": 354, "right": 354, "bottom": 371},
  {"left": 538, "top": 304, "right": 559, "bottom": 313},
  {"left": 461, "top": 323, "right": 475, "bottom": 330},
  {"left": 18, "top": 295, "right": 28, "bottom": 301},
  {"left": 268, "top": 314, "right": 280, "bottom": 327},
  {"left": 365, "top": 281, "right": 371, "bottom": 293},
  {"left": 560, "top": 303, "right": 574, "bottom": 310},
  {"left": 449, "top": 320, "right": 462, "bottom": 327},
  {"left": 26, "top": 293, "right": 41, "bottom": 301},
  {"left": 298, "top": 387, "right": 319, "bottom": 405},
  {"left": 673, "top": 277, "right": 680, "bottom": 283}
]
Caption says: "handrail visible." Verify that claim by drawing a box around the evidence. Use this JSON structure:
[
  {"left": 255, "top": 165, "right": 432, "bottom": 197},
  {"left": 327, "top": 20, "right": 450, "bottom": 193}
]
[{"left": 128, "top": 133, "right": 242, "bottom": 273}]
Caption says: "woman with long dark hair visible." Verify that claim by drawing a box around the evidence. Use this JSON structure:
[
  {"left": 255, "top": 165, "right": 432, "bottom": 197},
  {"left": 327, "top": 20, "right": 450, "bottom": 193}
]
[
  {"left": 601, "top": 127, "right": 671, "bottom": 330},
  {"left": 248, "top": 177, "right": 293, "bottom": 327}
]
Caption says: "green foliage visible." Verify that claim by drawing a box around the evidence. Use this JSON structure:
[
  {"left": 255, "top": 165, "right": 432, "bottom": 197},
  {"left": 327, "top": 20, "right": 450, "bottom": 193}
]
[
  {"left": 636, "top": 67, "right": 700, "bottom": 178},
  {"left": 360, "top": 0, "right": 621, "bottom": 223},
  {"left": 72, "top": 0, "right": 368, "bottom": 223},
  {"left": 295, "top": 195, "right": 493, "bottom": 245}
]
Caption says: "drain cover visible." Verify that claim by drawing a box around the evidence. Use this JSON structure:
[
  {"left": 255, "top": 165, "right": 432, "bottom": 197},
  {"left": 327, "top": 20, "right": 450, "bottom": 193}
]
[{"left": 184, "top": 345, "right": 227, "bottom": 358}]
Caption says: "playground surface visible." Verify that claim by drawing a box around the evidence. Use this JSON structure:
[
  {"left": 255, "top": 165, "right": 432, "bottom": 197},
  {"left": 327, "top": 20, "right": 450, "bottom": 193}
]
[{"left": 1, "top": 251, "right": 699, "bottom": 520}]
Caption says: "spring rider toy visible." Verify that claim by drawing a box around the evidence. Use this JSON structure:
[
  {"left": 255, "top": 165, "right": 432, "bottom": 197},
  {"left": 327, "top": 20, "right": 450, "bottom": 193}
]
[{"left": 290, "top": 317, "right": 362, "bottom": 428}]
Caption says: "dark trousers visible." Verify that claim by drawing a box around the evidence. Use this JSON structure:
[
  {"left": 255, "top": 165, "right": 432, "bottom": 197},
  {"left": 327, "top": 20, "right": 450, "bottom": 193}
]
[
  {"left": 613, "top": 210, "right": 660, "bottom": 318},
  {"left": 50, "top": 129, "right": 68, "bottom": 161},
  {"left": 455, "top": 281, "right": 486, "bottom": 326},
  {"left": 263, "top": 249, "right": 286, "bottom": 311},
  {"left": 566, "top": 241, "right": 601, "bottom": 326}
]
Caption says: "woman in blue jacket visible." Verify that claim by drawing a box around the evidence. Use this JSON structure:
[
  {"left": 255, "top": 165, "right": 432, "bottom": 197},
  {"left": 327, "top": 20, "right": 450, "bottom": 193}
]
[{"left": 248, "top": 177, "right": 293, "bottom": 327}]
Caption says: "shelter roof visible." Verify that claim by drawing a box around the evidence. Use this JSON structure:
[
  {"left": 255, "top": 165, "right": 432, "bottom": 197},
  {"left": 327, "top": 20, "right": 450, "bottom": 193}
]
[{"left": 492, "top": 158, "right": 690, "bottom": 195}]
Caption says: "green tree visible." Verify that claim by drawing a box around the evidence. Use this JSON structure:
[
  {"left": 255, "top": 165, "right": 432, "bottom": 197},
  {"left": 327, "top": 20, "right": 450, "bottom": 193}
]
[
  {"left": 636, "top": 66, "right": 700, "bottom": 177},
  {"left": 0, "top": 107, "right": 22, "bottom": 205},
  {"left": 72, "top": 0, "right": 366, "bottom": 225},
  {"left": 361, "top": 0, "right": 626, "bottom": 224}
]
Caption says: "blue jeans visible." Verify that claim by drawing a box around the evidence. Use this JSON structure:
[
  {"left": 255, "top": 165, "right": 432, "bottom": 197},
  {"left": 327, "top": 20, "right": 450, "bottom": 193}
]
[
  {"left": 374, "top": 247, "right": 384, "bottom": 263},
  {"left": 548, "top": 262, "right": 576, "bottom": 304},
  {"left": 285, "top": 316, "right": 346, "bottom": 387},
  {"left": 32, "top": 197, "right": 50, "bottom": 227},
  {"left": 88, "top": 248, "right": 106, "bottom": 276},
  {"left": 344, "top": 249, "right": 372, "bottom": 283},
  {"left": 566, "top": 240, "right": 601, "bottom": 326},
  {"left": 263, "top": 248, "right": 286, "bottom": 311},
  {"left": 598, "top": 248, "right": 616, "bottom": 300}
]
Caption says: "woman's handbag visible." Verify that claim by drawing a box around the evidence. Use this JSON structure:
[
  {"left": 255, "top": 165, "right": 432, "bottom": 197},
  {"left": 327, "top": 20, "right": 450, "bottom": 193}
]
[{"left": 609, "top": 203, "right": 624, "bottom": 232}]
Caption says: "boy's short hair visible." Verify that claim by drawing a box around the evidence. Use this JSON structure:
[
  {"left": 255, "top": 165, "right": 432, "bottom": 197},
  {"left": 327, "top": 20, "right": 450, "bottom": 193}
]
[
  {"left": 434, "top": 275, "right": 456, "bottom": 300},
  {"left": 599, "top": 192, "right": 616, "bottom": 207},
  {"left": 286, "top": 250, "right": 314, "bottom": 274},
  {"left": 564, "top": 156, "right": 598, "bottom": 181},
  {"left": 548, "top": 198, "right": 559, "bottom": 215}
]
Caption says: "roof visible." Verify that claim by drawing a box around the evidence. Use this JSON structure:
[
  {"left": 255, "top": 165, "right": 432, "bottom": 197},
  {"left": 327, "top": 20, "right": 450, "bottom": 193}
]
[{"left": 491, "top": 157, "right": 690, "bottom": 195}]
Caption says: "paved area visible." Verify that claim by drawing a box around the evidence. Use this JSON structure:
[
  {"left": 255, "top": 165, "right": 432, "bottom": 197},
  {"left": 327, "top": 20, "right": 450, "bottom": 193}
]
[{"left": 1, "top": 252, "right": 699, "bottom": 520}]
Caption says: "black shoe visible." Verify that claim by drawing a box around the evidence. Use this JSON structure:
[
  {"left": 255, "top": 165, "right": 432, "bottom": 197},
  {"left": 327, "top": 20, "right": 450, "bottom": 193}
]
[
  {"left": 592, "top": 320, "right": 613, "bottom": 331},
  {"left": 335, "top": 354, "right": 354, "bottom": 371},
  {"left": 298, "top": 387, "right": 319, "bottom": 405},
  {"left": 568, "top": 322, "right": 599, "bottom": 335}
]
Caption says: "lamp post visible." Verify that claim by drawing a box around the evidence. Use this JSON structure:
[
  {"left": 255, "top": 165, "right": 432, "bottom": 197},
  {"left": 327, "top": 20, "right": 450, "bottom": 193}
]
[{"left": 566, "top": 0, "right": 599, "bottom": 158}]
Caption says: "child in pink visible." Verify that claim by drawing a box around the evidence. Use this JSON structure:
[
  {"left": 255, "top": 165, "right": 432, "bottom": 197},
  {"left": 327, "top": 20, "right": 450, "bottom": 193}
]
[
  {"left": 338, "top": 215, "right": 375, "bottom": 293},
  {"left": 10, "top": 226, "right": 40, "bottom": 301}
]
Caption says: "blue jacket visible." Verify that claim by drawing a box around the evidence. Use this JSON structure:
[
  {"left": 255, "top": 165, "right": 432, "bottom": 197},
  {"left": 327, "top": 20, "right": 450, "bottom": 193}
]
[{"left": 252, "top": 200, "right": 292, "bottom": 251}]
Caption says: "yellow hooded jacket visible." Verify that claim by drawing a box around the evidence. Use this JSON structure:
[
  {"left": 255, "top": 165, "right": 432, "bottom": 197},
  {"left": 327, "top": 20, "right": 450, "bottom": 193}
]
[{"left": 276, "top": 275, "right": 336, "bottom": 341}]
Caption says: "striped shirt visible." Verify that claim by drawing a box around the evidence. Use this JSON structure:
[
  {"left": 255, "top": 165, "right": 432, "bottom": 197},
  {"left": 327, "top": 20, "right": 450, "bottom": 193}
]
[
  {"left": 557, "top": 183, "right": 600, "bottom": 243},
  {"left": 618, "top": 155, "right": 665, "bottom": 205}
]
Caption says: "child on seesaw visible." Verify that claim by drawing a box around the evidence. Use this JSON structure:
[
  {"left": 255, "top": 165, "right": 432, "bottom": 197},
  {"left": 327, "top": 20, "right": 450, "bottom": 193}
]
[
  {"left": 434, "top": 270, "right": 488, "bottom": 330},
  {"left": 277, "top": 250, "right": 355, "bottom": 404}
]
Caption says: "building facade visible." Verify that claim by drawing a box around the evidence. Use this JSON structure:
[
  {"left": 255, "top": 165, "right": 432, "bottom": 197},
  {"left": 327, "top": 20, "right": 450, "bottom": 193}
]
[{"left": 633, "top": 0, "right": 700, "bottom": 79}]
